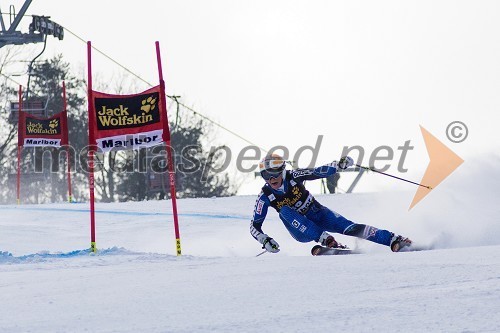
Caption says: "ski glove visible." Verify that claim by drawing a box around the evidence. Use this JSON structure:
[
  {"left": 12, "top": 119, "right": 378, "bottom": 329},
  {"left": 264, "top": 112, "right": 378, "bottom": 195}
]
[
  {"left": 338, "top": 156, "right": 354, "bottom": 170},
  {"left": 262, "top": 237, "right": 280, "bottom": 253},
  {"left": 257, "top": 234, "right": 280, "bottom": 253}
]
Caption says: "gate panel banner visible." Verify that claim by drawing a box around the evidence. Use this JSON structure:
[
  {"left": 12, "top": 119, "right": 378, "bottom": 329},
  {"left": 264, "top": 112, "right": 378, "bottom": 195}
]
[
  {"left": 18, "top": 111, "right": 68, "bottom": 147},
  {"left": 86, "top": 41, "right": 181, "bottom": 255},
  {"left": 89, "top": 86, "right": 166, "bottom": 152}
]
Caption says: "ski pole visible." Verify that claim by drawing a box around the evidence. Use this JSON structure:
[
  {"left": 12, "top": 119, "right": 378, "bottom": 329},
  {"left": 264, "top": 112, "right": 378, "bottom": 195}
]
[
  {"left": 256, "top": 250, "right": 267, "bottom": 257},
  {"left": 355, "top": 164, "right": 432, "bottom": 190}
]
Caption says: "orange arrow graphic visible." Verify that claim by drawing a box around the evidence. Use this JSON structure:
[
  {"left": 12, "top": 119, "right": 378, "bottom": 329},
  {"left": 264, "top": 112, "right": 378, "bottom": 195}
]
[{"left": 409, "top": 125, "right": 464, "bottom": 210}]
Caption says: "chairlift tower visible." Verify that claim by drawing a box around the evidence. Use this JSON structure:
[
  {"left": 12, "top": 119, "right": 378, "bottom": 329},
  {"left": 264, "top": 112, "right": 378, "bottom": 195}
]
[
  {"left": 0, "top": 0, "right": 64, "bottom": 48},
  {"left": 1, "top": 0, "right": 64, "bottom": 123}
]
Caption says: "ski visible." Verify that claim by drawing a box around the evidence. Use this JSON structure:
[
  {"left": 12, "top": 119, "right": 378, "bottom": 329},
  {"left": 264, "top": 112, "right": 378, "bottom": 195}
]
[{"left": 311, "top": 245, "right": 358, "bottom": 256}]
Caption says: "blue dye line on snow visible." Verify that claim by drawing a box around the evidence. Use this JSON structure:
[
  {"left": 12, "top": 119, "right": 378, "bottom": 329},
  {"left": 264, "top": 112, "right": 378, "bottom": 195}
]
[
  {"left": 0, "top": 247, "right": 158, "bottom": 263},
  {"left": 0, "top": 249, "right": 90, "bottom": 264},
  {"left": 1, "top": 249, "right": 90, "bottom": 260},
  {"left": 0, "top": 205, "right": 248, "bottom": 220}
]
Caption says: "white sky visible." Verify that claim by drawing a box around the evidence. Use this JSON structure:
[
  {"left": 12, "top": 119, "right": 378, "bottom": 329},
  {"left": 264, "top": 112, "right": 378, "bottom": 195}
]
[{"left": 3, "top": 0, "right": 500, "bottom": 195}]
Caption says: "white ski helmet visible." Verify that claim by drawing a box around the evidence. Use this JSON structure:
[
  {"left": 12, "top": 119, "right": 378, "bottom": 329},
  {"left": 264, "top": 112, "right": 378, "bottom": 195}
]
[{"left": 259, "top": 153, "right": 286, "bottom": 180}]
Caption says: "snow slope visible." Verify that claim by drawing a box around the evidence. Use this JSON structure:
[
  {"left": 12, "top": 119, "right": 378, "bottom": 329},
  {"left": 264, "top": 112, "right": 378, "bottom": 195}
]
[{"left": 1, "top": 161, "right": 500, "bottom": 332}]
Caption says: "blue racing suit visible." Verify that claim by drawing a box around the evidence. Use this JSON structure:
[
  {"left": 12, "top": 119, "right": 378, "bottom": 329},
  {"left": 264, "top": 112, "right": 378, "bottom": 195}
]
[{"left": 250, "top": 163, "right": 393, "bottom": 247}]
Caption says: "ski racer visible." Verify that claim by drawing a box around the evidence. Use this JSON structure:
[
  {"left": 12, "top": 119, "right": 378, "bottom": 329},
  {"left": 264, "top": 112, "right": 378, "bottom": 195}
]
[{"left": 250, "top": 153, "right": 412, "bottom": 255}]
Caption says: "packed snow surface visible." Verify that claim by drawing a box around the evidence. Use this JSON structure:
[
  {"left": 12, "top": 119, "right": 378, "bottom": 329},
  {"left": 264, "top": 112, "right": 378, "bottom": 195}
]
[{"left": 1, "top": 163, "right": 500, "bottom": 332}]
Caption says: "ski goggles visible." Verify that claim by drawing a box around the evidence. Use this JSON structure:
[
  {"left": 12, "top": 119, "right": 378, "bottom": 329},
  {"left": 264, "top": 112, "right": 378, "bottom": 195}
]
[{"left": 260, "top": 169, "right": 284, "bottom": 180}]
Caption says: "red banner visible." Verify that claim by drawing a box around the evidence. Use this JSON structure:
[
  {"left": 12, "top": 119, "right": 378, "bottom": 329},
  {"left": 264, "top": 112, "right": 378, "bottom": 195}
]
[
  {"left": 89, "top": 86, "right": 167, "bottom": 152},
  {"left": 18, "top": 110, "right": 68, "bottom": 147}
]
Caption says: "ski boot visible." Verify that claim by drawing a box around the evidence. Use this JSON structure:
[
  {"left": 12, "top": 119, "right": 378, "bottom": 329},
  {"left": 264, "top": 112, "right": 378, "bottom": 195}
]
[
  {"left": 390, "top": 234, "right": 412, "bottom": 252},
  {"left": 318, "top": 232, "right": 338, "bottom": 248},
  {"left": 318, "top": 232, "right": 349, "bottom": 249}
]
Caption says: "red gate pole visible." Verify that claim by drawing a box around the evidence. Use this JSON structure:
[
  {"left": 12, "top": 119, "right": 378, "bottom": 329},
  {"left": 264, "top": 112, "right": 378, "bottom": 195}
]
[
  {"left": 87, "top": 42, "right": 97, "bottom": 253},
  {"left": 17, "top": 146, "right": 21, "bottom": 205},
  {"left": 62, "top": 81, "right": 73, "bottom": 203},
  {"left": 17, "top": 85, "right": 22, "bottom": 205},
  {"left": 155, "top": 41, "right": 182, "bottom": 256}
]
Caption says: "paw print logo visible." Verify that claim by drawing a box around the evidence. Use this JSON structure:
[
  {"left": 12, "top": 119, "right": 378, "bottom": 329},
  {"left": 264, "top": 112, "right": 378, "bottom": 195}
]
[
  {"left": 49, "top": 119, "right": 59, "bottom": 129},
  {"left": 292, "top": 187, "right": 300, "bottom": 195},
  {"left": 141, "top": 96, "right": 157, "bottom": 113}
]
